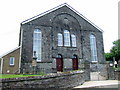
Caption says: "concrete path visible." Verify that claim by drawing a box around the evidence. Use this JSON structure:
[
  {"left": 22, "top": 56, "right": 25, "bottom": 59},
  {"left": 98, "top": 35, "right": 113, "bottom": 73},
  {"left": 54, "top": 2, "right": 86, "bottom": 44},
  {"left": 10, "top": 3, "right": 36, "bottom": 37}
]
[{"left": 74, "top": 80, "right": 120, "bottom": 88}]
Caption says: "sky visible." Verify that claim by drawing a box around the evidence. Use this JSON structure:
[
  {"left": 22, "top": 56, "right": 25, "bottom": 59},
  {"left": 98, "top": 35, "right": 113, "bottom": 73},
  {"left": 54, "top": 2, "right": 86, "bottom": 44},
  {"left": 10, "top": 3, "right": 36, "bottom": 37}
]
[{"left": 0, "top": 0, "right": 118, "bottom": 56}]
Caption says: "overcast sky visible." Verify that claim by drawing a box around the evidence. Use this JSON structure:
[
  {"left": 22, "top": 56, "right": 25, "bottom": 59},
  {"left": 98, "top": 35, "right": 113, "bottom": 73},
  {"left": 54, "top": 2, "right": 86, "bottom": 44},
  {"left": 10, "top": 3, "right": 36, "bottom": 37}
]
[{"left": 0, "top": 0, "right": 118, "bottom": 56}]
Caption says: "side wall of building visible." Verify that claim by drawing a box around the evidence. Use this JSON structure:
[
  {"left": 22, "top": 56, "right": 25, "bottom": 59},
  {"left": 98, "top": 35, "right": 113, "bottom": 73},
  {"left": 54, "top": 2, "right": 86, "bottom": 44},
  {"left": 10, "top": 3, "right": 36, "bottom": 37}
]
[{"left": 2, "top": 48, "right": 20, "bottom": 74}]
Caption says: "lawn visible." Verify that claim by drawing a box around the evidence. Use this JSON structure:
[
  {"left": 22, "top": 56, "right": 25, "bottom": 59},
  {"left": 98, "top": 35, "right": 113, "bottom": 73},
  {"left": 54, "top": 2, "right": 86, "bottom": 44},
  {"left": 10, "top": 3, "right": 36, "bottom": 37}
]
[
  {"left": 113, "top": 67, "right": 120, "bottom": 69},
  {"left": 0, "top": 72, "right": 46, "bottom": 79}
]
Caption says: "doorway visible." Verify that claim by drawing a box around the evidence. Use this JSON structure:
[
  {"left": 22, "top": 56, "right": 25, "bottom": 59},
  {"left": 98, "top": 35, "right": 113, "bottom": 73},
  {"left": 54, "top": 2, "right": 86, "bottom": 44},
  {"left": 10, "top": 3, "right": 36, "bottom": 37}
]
[
  {"left": 72, "top": 55, "right": 78, "bottom": 70},
  {"left": 56, "top": 54, "right": 63, "bottom": 72}
]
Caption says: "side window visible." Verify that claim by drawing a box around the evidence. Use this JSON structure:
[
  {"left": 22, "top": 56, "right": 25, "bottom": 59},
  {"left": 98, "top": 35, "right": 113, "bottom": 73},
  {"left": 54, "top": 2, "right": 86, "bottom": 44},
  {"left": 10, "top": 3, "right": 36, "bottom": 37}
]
[
  {"left": 58, "top": 33, "right": 63, "bottom": 46},
  {"left": 71, "top": 34, "right": 76, "bottom": 47},
  {"left": 10, "top": 57, "right": 15, "bottom": 65},
  {"left": 33, "top": 29, "right": 42, "bottom": 61},
  {"left": 90, "top": 34, "right": 97, "bottom": 62},
  {"left": 64, "top": 30, "right": 70, "bottom": 46}
]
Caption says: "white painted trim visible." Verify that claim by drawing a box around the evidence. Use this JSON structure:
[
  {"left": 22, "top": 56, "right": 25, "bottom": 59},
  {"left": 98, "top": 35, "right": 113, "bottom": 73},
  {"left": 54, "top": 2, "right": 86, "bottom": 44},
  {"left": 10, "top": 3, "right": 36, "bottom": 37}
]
[
  {"left": 92, "top": 61, "right": 98, "bottom": 63},
  {"left": 1, "top": 58, "right": 3, "bottom": 74},
  {"left": 21, "top": 3, "right": 103, "bottom": 32},
  {"left": 19, "top": 28, "right": 23, "bottom": 73},
  {"left": 0, "top": 46, "right": 21, "bottom": 58}
]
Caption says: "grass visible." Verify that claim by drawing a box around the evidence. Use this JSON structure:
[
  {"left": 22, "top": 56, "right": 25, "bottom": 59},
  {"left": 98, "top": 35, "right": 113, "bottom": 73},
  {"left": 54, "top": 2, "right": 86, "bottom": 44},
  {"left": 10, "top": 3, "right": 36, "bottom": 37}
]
[
  {"left": 113, "top": 67, "right": 120, "bottom": 69},
  {"left": 0, "top": 72, "right": 46, "bottom": 79}
]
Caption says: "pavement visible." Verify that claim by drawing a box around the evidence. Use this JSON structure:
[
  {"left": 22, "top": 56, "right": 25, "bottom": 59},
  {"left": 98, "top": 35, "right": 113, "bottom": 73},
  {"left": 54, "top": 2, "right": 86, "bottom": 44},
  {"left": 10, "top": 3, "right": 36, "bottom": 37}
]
[{"left": 74, "top": 80, "right": 120, "bottom": 89}]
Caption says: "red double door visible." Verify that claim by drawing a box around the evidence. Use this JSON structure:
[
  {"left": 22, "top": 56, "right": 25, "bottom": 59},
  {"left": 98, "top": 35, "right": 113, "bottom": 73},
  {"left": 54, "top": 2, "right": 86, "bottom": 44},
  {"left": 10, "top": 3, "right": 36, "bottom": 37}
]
[{"left": 56, "top": 57, "right": 78, "bottom": 72}]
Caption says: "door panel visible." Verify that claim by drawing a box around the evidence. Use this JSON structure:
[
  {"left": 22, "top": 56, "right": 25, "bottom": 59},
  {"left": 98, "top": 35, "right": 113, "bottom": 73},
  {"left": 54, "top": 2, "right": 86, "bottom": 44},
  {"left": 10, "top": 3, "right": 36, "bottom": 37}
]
[
  {"left": 72, "top": 58, "right": 78, "bottom": 70},
  {"left": 56, "top": 58, "right": 63, "bottom": 72}
]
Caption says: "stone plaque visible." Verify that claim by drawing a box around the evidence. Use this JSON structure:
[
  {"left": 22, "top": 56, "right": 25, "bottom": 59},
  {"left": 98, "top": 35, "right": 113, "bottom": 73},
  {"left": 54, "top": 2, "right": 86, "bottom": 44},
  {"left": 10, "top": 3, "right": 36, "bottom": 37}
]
[{"left": 32, "top": 60, "right": 37, "bottom": 66}]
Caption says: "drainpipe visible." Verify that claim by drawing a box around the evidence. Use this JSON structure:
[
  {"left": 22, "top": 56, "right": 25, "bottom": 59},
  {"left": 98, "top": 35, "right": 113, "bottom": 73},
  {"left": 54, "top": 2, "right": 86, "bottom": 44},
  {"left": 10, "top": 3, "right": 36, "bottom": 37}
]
[{"left": 0, "top": 58, "right": 3, "bottom": 74}]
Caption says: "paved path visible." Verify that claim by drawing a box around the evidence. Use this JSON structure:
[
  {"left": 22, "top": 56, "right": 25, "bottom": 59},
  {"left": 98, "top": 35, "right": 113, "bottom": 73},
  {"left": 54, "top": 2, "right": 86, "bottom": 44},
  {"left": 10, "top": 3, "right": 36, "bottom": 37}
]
[{"left": 74, "top": 80, "right": 120, "bottom": 88}]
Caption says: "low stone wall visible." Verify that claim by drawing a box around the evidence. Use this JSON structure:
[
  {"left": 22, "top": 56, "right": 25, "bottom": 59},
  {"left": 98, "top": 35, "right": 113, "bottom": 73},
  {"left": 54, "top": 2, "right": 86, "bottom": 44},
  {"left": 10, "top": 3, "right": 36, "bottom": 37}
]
[
  {"left": 114, "top": 70, "right": 120, "bottom": 80},
  {"left": 0, "top": 71, "right": 85, "bottom": 89},
  {"left": 107, "top": 63, "right": 120, "bottom": 80}
]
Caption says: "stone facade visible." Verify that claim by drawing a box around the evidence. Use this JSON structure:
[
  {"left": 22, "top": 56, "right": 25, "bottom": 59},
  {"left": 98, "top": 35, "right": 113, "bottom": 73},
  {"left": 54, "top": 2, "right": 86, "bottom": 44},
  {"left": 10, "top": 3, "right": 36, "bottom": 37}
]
[{"left": 19, "top": 3, "right": 105, "bottom": 73}]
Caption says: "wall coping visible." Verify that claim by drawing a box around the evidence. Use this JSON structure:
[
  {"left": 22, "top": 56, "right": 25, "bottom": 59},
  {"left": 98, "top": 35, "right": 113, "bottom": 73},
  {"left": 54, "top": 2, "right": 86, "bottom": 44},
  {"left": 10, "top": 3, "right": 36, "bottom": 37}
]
[{"left": 1, "top": 70, "right": 84, "bottom": 83}]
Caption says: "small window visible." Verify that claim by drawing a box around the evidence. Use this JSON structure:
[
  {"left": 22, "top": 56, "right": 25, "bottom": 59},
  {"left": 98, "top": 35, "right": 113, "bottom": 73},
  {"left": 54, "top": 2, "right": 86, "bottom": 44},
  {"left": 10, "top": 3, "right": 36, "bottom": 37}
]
[
  {"left": 10, "top": 57, "right": 15, "bottom": 65},
  {"left": 58, "top": 33, "right": 63, "bottom": 46},
  {"left": 64, "top": 30, "right": 70, "bottom": 46},
  {"left": 56, "top": 54, "right": 62, "bottom": 58},
  {"left": 71, "top": 34, "right": 76, "bottom": 47},
  {"left": 72, "top": 55, "right": 77, "bottom": 59}
]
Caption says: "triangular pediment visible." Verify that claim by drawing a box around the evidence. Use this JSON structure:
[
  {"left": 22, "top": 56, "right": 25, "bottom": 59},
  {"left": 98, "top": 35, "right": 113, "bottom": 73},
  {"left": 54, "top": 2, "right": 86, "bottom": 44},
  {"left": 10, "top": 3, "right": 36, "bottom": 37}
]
[{"left": 21, "top": 3, "right": 103, "bottom": 32}]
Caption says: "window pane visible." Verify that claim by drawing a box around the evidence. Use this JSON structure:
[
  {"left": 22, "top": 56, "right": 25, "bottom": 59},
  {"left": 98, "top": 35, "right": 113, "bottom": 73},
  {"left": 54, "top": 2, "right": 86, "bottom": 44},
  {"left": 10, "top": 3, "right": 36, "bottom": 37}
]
[
  {"left": 64, "top": 30, "right": 70, "bottom": 46},
  {"left": 33, "top": 29, "right": 42, "bottom": 61},
  {"left": 58, "top": 33, "right": 63, "bottom": 46},
  {"left": 71, "top": 34, "right": 76, "bottom": 47},
  {"left": 10, "top": 57, "right": 14, "bottom": 65},
  {"left": 90, "top": 35, "right": 97, "bottom": 62}
]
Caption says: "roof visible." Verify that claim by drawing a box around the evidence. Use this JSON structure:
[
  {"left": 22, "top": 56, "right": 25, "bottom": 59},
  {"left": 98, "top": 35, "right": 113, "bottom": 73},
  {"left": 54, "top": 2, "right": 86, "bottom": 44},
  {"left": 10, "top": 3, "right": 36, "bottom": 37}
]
[
  {"left": 21, "top": 3, "right": 103, "bottom": 32},
  {"left": 0, "top": 46, "right": 20, "bottom": 58}
]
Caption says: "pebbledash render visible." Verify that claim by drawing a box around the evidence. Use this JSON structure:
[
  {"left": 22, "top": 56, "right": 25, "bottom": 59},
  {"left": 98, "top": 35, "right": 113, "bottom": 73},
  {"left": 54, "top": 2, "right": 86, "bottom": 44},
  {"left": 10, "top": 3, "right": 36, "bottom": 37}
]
[{"left": 0, "top": 3, "right": 105, "bottom": 74}]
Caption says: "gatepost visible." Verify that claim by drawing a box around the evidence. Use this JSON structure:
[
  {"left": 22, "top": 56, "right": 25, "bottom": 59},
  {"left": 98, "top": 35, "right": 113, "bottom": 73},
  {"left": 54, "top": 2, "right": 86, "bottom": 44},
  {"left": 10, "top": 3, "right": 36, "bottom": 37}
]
[
  {"left": 32, "top": 51, "right": 37, "bottom": 74},
  {"left": 84, "top": 60, "right": 90, "bottom": 81}
]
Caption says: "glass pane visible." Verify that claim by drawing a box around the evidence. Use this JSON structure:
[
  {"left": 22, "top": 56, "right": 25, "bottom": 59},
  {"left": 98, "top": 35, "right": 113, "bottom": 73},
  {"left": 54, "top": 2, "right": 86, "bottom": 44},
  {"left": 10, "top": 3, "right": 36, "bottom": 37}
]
[
  {"left": 90, "top": 35, "right": 97, "bottom": 62},
  {"left": 64, "top": 30, "right": 70, "bottom": 46},
  {"left": 58, "top": 33, "right": 63, "bottom": 46},
  {"left": 33, "top": 29, "right": 42, "bottom": 61}
]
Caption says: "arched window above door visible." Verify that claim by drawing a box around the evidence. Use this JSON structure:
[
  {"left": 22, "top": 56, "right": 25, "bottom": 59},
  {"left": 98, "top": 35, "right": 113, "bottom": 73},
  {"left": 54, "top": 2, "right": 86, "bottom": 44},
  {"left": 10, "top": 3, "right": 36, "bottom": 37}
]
[
  {"left": 56, "top": 54, "right": 62, "bottom": 58},
  {"left": 72, "top": 55, "right": 78, "bottom": 59},
  {"left": 71, "top": 34, "right": 76, "bottom": 47},
  {"left": 64, "top": 30, "right": 70, "bottom": 46},
  {"left": 58, "top": 33, "right": 63, "bottom": 46}
]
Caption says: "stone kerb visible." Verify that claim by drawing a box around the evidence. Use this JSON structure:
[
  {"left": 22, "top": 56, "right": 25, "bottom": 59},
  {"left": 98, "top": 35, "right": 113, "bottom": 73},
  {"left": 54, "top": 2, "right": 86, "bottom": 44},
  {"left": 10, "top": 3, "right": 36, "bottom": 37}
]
[{"left": 1, "top": 70, "right": 85, "bottom": 89}]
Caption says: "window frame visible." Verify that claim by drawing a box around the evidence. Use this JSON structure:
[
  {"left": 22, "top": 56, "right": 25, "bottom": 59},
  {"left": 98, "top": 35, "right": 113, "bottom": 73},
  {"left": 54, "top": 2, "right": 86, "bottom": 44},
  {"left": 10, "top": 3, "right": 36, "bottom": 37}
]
[
  {"left": 90, "top": 34, "right": 98, "bottom": 62},
  {"left": 64, "top": 30, "right": 71, "bottom": 47},
  {"left": 57, "top": 33, "right": 63, "bottom": 46},
  {"left": 9, "top": 57, "right": 15, "bottom": 66},
  {"left": 71, "top": 34, "right": 77, "bottom": 47},
  {"left": 33, "top": 29, "right": 42, "bottom": 62}
]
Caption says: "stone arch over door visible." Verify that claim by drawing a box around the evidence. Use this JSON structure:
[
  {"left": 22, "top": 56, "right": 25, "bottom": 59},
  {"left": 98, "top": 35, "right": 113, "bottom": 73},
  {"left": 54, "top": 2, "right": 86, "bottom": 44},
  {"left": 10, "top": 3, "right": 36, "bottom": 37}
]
[
  {"left": 72, "top": 55, "right": 78, "bottom": 70},
  {"left": 56, "top": 54, "right": 63, "bottom": 72}
]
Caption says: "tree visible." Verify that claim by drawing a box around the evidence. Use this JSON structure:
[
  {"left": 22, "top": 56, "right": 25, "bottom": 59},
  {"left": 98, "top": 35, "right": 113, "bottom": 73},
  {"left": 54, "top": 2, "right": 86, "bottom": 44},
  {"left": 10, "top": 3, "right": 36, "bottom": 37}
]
[
  {"left": 105, "top": 53, "right": 113, "bottom": 61},
  {"left": 105, "top": 39, "right": 120, "bottom": 62}
]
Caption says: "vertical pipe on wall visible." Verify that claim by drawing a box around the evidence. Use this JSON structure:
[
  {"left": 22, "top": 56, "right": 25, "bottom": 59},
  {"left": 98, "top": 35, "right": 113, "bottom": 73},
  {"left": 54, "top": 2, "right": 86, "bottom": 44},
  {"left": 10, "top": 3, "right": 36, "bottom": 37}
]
[
  {"left": 19, "top": 27, "right": 23, "bottom": 73},
  {"left": 1, "top": 58, "right": 3, "bottom": 74}
]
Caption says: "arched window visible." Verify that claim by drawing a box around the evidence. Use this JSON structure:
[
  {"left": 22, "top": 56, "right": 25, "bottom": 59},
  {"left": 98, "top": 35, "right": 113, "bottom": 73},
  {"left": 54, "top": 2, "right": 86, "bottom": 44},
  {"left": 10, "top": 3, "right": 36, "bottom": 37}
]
[
  {"left": 90, "top": 34, "right": 97, "bottom": 62},
  {"left": 64, "top": 30, "right": 70, "bottom": 46},
  {"left": 72, "top": 54, "right": 77, "bottom": 59},
  {"left": 71, "top": 34, "right": 76, "bottom": 47},
  {"left": 58, "top": 33, "right": 63, "bottom": 46},
  {"left": 33, "top": 29, "right": 42, "bottom": 61},
  {"left": 56, "top": 54, "right": 62, "bottom": 58}
]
